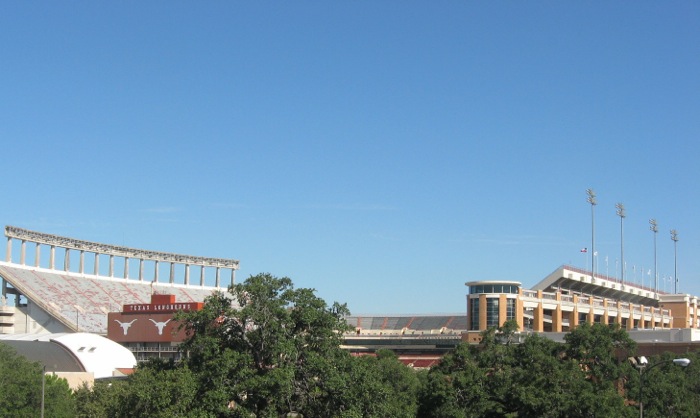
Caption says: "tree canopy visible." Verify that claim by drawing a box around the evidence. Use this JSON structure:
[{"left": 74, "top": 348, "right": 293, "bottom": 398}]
[
  {"left": 0, "top": 342, "right": 75, "bottom": 417},
  {"left": 174, "top": 272, "right": 419, "bottom": 417},
  {"left": 418, "top": 321, "right": 637, "bottom": 417}
]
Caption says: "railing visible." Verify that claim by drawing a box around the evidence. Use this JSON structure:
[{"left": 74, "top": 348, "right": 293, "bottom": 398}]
[
  {"left": 128, "top": 346, "right": 179, "bottom": 352},
  {"left": 562, "top": 264, "right": 666, "bottom": 295}
]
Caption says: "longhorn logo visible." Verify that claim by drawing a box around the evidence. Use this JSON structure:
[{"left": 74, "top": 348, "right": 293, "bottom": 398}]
[
  {"left": 149, "top": 318, "right": 172, "bottom": 335},
  {"left": 114, "top": 319, "right": 137, "bottom": 335}
]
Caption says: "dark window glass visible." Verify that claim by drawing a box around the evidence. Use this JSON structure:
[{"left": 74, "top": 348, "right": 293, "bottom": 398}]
[
  {"left": 486, "top": 298, "right": 499, "bottom": 328},
  {"left": 506, "top": 298, "right": 516, "bottom": 321},
  {"left": 469, "top": 299, "right": 480, "bottom": 330}
]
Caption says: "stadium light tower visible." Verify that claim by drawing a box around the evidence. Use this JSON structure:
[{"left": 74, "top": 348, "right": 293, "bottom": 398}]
[
  {"left": 649, "top": 219, "right": 658, "bottom": 293},
  {"left": 616, "top": 203, "right": 625, "bottom": 283},
  {"left": 671, "top": 229, "right": 678, "bottom": 294},
  {"left": 586, "top": 189, "right": 597, "bottom": 279}
]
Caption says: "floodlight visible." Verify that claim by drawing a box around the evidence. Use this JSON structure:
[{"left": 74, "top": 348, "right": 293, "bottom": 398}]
[{"left": 673, "top": 358, "right": 691, "bottom": 367}]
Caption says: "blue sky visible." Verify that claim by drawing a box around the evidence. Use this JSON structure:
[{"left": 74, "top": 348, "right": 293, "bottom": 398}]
[{"left": 1, "top": 2, "right": 698, "bottom": 314}]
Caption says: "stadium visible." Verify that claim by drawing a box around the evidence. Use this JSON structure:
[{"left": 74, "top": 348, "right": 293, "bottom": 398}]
[{"left": 2, "top": 225, "right": 700, "bottom": 381}]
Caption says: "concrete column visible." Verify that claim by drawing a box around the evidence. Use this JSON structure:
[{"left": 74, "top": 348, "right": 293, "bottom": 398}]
[
  {"left": 109, "top": 255, "right": 114, "bottom": 277},
  {"left": 94, "top": 254, "right": 100, "bottom": 276},
  {"left": 50, "top": 245, "right": 55, "bottom": 269},
  {"left": 515, "top": 295, "right": 525, "bottom": 331},
  {"left": 532, "top": 290, "right": 544, "bottom": 331},
  {"left": 533, "top": 302, "right": 544, "bottom": 332},
  {"left": 34, "top": 243, "right": 41, "bottom": 267},
  {"left": 552, "top": 292, "right": 562, "bottom": 332},
  {"left": 231, "top": 269, "right": 235, "bottom": 286},
  {"left": 64, "top": 248, "right": 70, "bottom": 272},
  {"left": 154, "top": 260, "right": 159, "bottom": 283},
  {"left": 215, "top": 268, "right": 221, "bottom": 288},
  {"left": 138, "top": 259, "right": 144, "bottom": 281},
  {"left": 572, "top": 295, "right": 579, "bottom": 329},
  {"left": 20, "top": 240, "right": 26, "bottom": 265},
  {"left": 615, "top": 301, "right": 622, "bottom": 325},
  {"left": 5, "top": 237, "right": 11, "bottom": 262},
  {"left": 626, "top": 307, "right": 634, "bottom": 330},
  {"left": 553, "top": 305, "right": 563, "bottom": 332},
  {"left": 638, "top": 304, "right": 646, "bottom": 329},
  {"left": 169, "top": 263, "right": 175, "bottom": 284},
  {"left": 498, "top": 294, "right": 507, "bottom": 327},
  {"left": 184, "top": 264, "right": 190, "bottom": 285},
  {"left": 601, "top": 300, "right": 609, "bottom": 326},
  {"left": 79, "top": 250, "right": 85, "bottom": 274},
  {"left": 124, "top": 257, "right": 129, "bottom": 279},
  {"left": 200, "top": 266, "right": 205, "bottom": 286}
]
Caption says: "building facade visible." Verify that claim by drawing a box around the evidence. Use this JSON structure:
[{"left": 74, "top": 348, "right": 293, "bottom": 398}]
[
  {"left": 464, "top": 266, "right": 700, "bottom": 343},
  {"left": 107, "top": 293, "right": 201, "bottom": 361}
]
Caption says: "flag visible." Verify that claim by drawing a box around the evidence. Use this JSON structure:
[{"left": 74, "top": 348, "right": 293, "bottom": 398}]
[{"left": 580, "top": 248, "right": 587, "bottom": 253}]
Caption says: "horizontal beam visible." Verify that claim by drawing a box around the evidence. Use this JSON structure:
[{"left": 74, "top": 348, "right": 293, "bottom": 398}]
[{"left": 5, "top": 226, "right": 239, "bottom": 269}]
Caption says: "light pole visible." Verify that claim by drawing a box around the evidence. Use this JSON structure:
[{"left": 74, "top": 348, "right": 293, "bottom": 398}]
[
  {"left": 630, "top": 356, "right": 691, "bottom": 418},
  {"left": 649, "top": 219, "right": 658, "bottom": 293},
  {"left": 73, "top": 304, "right": 84, "bottom": 332},
  {"left": 671, "top": 229, "right": 678, "bottom": 294},
  {"left": 587, "top": 189, "right": 597, "bottom": 280},
  {"left": 616, "top": 203, "right": 625, "bottom": 283}
]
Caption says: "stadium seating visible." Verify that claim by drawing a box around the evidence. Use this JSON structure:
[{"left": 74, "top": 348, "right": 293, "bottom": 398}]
[
  {"left": 0, "top": 264, "right": 230, "bottom": 334},
  {"left": 345, "top": 314, "right": 468, "bottom": 335}
]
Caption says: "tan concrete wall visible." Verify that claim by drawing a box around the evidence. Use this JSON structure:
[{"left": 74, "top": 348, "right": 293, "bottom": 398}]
[{"left": 51, "top": 371, "right": 94, "bottom": 391}]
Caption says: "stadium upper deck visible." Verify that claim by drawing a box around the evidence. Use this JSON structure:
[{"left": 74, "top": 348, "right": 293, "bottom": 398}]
[
  {"left": 0, "top": 226, "right": 239, "bottom": 335},
  {"left": 464, "top": 265, "right": 700, "bottom": 343},
  {"left": 345, "top": 314, "right": 467, "bottom": 335}
]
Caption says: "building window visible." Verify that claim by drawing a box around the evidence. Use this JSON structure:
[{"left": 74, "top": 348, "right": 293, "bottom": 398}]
[
  {"left": 486, "top": 298, "right": 499, "bottom": 328},
  {"left": 506, "top": 298, "right": 516, "bottom": 321},
  {"left": 469, "top": 299, "right": 480, "bottom": 330},
  {"left": 470, "top": 284, "right": 520, "bottom": 295}
]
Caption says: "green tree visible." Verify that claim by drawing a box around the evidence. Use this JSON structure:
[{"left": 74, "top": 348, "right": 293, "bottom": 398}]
[
  {"left": 419, "top": 321, "right": 633, "bottom": 417},
  {"left": 74, "top": 380, "right": 127, "bottom": 418},
  {"left": 332, "top": 350, "right": 420, "bottom": 418},
  {"left": 177, "top": 273, "right": 354, "bottom": 417},
  {"left": 564, "top": 322, "right": 636, "bottom": 384},
  {"left": 0, "top": 342, "right": 75, "bottom": 417}
]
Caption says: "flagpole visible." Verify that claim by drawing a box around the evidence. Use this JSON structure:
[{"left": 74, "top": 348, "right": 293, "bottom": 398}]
[
  {"left": 650, "top": 219, "right": 658, "bottom": 293},
  {"left": 605, "top": 255, "right": 609, "bottom": 278},
  {"left": 671, "top": 230, "right": 678, "bottom": 293}
]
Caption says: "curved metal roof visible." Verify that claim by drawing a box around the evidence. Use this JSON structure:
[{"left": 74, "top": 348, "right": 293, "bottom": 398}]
[
  {"left": 0, "top": 340, "right": 84, "bottom": 373},
  {"left": 0, "top": 333, "right": 136, "bottom": 378}
]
